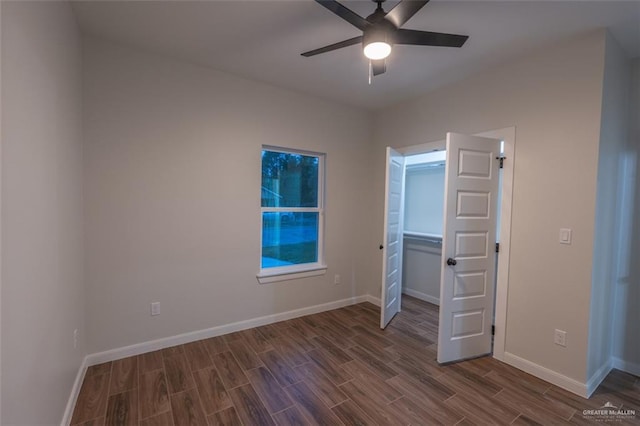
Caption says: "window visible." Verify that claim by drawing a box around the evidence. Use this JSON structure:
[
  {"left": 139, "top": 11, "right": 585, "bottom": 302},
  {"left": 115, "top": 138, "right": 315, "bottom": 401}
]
[{"left": 258, "top": 147, "right": 326, "bottom": 282}]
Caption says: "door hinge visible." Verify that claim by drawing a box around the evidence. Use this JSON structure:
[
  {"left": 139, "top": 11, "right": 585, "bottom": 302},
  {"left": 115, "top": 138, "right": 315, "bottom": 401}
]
[
  {"left": 492, "top": 325, "right": 495, "bottom": 336},
  {"left": 496, "top": 155, "right": 506, "bottom": 169},
  {"left": 495, "top": 242, "right": 500, "bottom": 253}
]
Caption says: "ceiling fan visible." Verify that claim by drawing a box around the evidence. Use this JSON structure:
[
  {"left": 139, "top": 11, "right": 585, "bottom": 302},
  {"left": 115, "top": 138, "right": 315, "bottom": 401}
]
[{"left": 301, "top": 0, "right": 469, "bottom": 77}]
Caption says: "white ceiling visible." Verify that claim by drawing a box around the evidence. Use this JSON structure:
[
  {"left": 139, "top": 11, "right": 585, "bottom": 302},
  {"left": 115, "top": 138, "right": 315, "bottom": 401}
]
[{"left": 72, "top": 0, "right": 640, "bottom": 110}]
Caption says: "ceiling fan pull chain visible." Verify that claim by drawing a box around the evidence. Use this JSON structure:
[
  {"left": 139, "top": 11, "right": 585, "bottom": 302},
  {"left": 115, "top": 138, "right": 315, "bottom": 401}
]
[{"left": 368, "top": 60, "right": 372, "bottom": 85}]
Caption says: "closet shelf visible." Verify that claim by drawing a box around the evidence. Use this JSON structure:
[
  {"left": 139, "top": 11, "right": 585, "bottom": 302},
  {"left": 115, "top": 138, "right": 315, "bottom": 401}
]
[{"left": 403, "top": 231, "right": 443, "bottom": 245}]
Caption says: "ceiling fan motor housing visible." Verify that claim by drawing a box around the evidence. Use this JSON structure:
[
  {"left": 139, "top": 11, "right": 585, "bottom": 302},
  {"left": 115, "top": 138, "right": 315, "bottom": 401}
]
[{"left": 363, "top": 19, "right": 396, "bottom": 48}]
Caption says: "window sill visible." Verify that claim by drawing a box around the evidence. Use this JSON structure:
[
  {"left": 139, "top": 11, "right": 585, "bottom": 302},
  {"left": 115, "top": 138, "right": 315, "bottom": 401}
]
[{"left": 257, "top": 265, "right": 328, "bottom": 284}]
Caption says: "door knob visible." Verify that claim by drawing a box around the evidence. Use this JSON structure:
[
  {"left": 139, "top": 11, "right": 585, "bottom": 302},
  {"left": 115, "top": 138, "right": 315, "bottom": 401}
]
[
  {"left": 446, "top": 258, "right": 457, "bottom": 266},
  {"left": 379, "top": 244, "right": 384, "bottom": 250}
]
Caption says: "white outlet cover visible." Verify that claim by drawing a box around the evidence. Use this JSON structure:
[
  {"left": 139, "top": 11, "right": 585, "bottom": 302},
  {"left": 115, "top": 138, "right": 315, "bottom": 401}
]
[{"left": 554, "top": 329, "right": 567, "bottom": 347}]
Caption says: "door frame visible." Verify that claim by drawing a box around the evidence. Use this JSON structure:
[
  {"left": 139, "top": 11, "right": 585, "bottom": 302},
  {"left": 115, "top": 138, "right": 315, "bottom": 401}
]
[{"left": 395, "top": 126, "right": 515, "bottom": 361}]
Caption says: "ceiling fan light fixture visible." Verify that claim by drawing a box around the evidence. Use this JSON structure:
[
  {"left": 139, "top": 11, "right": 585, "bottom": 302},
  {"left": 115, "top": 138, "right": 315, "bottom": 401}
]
[
  {"left": 363, "top": 26, "right": 393, "bottom": 60},
  {"left": 363, "top": 41, "right": 391, "bottom": 60}
]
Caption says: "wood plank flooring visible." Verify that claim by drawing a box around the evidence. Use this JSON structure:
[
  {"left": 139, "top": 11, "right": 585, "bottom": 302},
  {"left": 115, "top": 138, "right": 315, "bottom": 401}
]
[{"left": 71, "top": 296, "right": 640, "bottom": 425}]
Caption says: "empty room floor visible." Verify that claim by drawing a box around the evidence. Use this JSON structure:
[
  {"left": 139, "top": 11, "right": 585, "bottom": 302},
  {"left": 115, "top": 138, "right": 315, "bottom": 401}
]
[{"left": 71, "top": 296, "right": 640, "bottom": 425}]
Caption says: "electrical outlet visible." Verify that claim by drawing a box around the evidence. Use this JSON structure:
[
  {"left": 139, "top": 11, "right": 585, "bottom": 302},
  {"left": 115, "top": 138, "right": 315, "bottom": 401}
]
[
  {"left": 554, "top": 329, "right": 567, "bottom": 347},
  {"left": 73, "top": 329, "right": 78, "bottom": 349},
  {"left": 334, "top": 274, "right": 341, "bottom": 285},
  {"left": 151, "top": 302, "right": 161, "bottom": 316}
]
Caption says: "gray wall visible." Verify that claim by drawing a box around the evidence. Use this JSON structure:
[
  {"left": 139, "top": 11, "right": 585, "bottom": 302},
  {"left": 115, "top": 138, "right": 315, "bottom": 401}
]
[
  {"left": 587, "top": 33, "right": 632, "bottom": 381},
  {"left": 611, "top": 56, "right": 640, "bottom": 375},
  {"left": 1, "top": 2, "right": 85, "bottom": 424},
  {"left": 404, "top": 166, "right": 445, "bottom": 235},
  {"left": 402, "top": 238, "right": 441, "bottom": 304},
  {"left": 83, "top": 39, "right": 374, "bottom": 354}
]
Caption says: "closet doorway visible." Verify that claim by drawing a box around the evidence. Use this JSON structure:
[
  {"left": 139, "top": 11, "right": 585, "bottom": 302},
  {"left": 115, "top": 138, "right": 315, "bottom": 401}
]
[
  {"left": 403, "top": 149, "right": 446, "bottom": 307},
  {"left": 380, "top": 128, "right": 515, "bottom": 364}
]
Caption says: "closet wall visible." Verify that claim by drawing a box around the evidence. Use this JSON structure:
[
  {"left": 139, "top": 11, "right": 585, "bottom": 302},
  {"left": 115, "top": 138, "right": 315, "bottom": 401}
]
[{"left": 402, "top": 165, "right": 445, "bottom": 304}]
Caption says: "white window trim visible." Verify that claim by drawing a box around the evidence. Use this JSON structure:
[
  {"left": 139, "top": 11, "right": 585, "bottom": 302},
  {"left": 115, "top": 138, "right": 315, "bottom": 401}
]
[
  {"left": 257, "top": 146, "right": 326, "bottom": 283},
  {"left": 257, "top": 264, "right": 328, "bottom": 284}
]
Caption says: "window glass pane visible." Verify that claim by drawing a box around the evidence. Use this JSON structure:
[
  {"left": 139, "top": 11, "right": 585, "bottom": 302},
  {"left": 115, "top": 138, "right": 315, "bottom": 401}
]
[
  {"left": 261, "top": 150, "right": 318, "bottom": 208},
  {"left": 261, "top": 212, "right": 318, "bottom": 268}
]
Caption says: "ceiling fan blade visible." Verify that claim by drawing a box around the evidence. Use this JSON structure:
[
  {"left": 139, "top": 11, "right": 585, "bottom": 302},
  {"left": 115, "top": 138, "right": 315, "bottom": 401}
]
[
  {"left": 315, "top": 0, "right": 370, "bottom": 30},
  {"left": 301, "top": 36, "right": 363, "bottom": 57},
  {"left": 385, "top": 0, "right": 430, "bottom": 28},
  {"left": 395, "top": 29, "right": 468, "bottom": 47},
  {"left": 372, "top": 59, "right": 386, "bottom": 76}
]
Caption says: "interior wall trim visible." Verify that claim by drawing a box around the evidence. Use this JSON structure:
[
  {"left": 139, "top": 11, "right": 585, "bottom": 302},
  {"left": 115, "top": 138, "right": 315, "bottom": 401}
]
[
  {"left": 62, "top": 294, "right": 379, "bottom": 423},
  {"left": 365, "top": 294, "right": 381, "bottom": 306},
  {"left": 503, "top": 351, "right": 590, "bottom": 398},
  {"left": 84, "top": 295, "right": 371, "bottom": 367},
  {"left": 612, "top": 357, "right": 640, "bottom": 377},
  {"left": 402, "top": 288, "right": 440, "bottom": 306},
  {"left": 586, "top": 359, "right": 614, "bottom": 397},
  {"left": 61, "top": 356, "right": 88, "bottom": 426}
]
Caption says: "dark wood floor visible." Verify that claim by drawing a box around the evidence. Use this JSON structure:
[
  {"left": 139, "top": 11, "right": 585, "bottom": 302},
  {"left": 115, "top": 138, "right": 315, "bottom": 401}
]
[{"left": 71, "top": 296, "right": 640, "bottom": 425}]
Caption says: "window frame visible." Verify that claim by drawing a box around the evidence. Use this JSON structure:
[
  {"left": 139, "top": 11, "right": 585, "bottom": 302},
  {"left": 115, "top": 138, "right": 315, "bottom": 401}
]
[{"left": 257, "top": 146, "right": 327, "bottom": 283}]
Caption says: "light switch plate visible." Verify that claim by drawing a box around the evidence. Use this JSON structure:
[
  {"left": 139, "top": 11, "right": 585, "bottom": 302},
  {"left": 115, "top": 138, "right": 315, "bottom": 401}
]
[
  {"left": 151, "top": 302, "right": 161, "bottom": 316},
  {"left": 559, "top": 228, "right": 572, "bottom": 245}
]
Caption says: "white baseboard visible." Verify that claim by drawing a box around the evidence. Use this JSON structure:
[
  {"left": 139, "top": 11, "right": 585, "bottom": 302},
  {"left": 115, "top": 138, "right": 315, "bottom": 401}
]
[
  {"left": 402, "top": 288, "right": 440, "bottom": 306},
  {"left": 612, "top": 357, "right": 640, "bottom": 377},
  {"left": 61, "top": 356, "right": 88, "bottom": 426},
  {"left": 503, "top": 352, "right": 589, "bottom": 398},
  {"left": 586, "top": 359, "right": 613, "bottom": 397},
  {"left": 86, "top": 295, "right": 370, "bottom": 366},
  {"left": 365, "top": 294, "right": 381, "bottom": 307},
  {"left": 65, "top": 294, "right": 378, "bottom": 423}
]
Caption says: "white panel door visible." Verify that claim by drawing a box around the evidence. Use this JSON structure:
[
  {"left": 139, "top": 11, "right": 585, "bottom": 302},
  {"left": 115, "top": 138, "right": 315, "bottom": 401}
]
[
  {"left": 438, "top": 133, "right": 500, "bottom": 363},
  {"left": 380, "top": 147, "right": 405, "bottom": 329}
]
